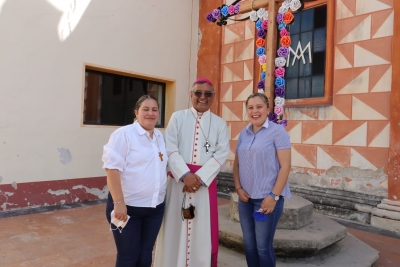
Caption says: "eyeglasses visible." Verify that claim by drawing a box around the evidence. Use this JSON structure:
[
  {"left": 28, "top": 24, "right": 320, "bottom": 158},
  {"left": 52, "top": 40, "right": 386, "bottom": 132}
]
[{"left": 193, "top": 91, "right": 214, "bottom": 98}]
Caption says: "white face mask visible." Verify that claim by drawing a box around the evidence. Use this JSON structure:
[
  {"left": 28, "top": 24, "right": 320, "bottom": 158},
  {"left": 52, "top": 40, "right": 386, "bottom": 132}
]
[{"left": 110, "top": 210, "right": 130, "bottom": 233}]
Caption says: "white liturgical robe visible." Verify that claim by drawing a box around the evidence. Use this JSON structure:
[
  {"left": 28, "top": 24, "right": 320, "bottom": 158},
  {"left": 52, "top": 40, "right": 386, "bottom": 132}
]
[{"left": 154, "top": 107, "right": 230, "bottom": 267}]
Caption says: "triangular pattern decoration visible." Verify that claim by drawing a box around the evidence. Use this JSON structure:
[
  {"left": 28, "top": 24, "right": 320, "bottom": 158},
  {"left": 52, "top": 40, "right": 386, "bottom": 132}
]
[
  {"left": 318, "top": 146, "right": 351, "bottom": 168},
  {"left": 332, "top": 95, "right": 352, "bottom": 119},
  {"left": 302, "top": 121, "right": 332, "bottom": 143},
  {"left": 354, "top": 45, "right": 390, "bottom": 67},
  {"left": 303, "top": 123, "right": 333, "bottom": 145},
  {"left": 245, "top": 20, "right": 255, "bottom": 40},
  {"left": 377, "top": 0, "right": 393, "bottom": 7},
  {"left": 231, "top": 121, "right": 249, "bottom": 141},
  {"left": 352, "top": 97, "right": 387, "bottom": 120},
  {"left": 242, "top": 102, "right": 249, "bottom": 121},
  {"left": 336, "top": 43, "right": 354, "bottom": 68},
  {"left": 353, "top": 92, "right": 390, "bottom": 119},
  {"left": 368, "top": 122, "right": 390, "bottom": 148},
  {"left": 337, "top": 0, "right": 356, "bottom": 19},
  {"left": 235, "top": 39, "right": 254, "bottom": 62},
  {"left": 352, "top": 147, "right": 389, "bottom": 172},
  {"left": 222, "top": 103, "right": 241, "bottom": 121},
  {"left": 244, "top": 60, "right": 254, "bottom": 80},
  {"left": 355, "top": 0, "right": 392, "bottom": 15},
  {"left": 350, "top": 148, "right": 377, "bottom": 170},
  {"left": 221, "top": 44, "right": 234, "bottom": 64},
  {"left": 220, "top": 83, "right": 233, "bottom": 102},
  {"left": 291, "top": 145, "right": 315, "bottom": 168},
  {"left": 335, "top": 122, "right": 367, "bottom": 146},
  {"left": 332, "top": 121, "right": 366, "bottom": 144},
  {"left": 335, "top": 47, "right": 352, "bottom": 69},
  {"left": 336, "top": 68, "right": 369, "bottom": 95},
  {"left": 369, "top": 65, "right": 391, "bottom": 92},
  {"left": 354, "top": 37, "right": 392, "bottom": 67},
  {"left": 224, "top": 23, "right": 245, "bottom": 44},
  {"left": 233, "top": 80, "right": 253, "bottom": 101},
  {"left": 317, "top": 146, "right": 343, "bottom": 169},
  {"left": 371, "top": 9, "right": 394, "bottom": 38},
  {"left": 287, "top": 121, "right": 302, "bottom": 144},
  {"left": 299, "top": 108, "right": 319, "bottom": 120},
  {"left": 337, "top": 14, "right": 371, "bottom": 44},
  {"left": 227, "top": 122, "right": 232, "bottom": 140}
]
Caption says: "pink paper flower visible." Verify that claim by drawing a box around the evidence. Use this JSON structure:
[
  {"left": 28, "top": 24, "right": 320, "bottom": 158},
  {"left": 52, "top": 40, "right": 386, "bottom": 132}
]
[
  {"left": 274, "top": 105, "right": 284, "bottom": 116},
  {"left": 280, "top": 28, "right": 289, "bottom": 37},
  {"left": 258, "top": 55, "right": 267, "bottom": 65},
  {"left": 274, "top": 67, "right": 285, "bottom": 77},
  {"left": 228, "top": 5, "right": 235, "bottom": 15},
  {"left": 262, "top": 20, "right": 268, "bottom": 30}
]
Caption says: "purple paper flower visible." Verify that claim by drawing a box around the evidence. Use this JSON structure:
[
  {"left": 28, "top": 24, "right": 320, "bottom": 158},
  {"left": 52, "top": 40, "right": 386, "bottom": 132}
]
[
  {"left": 268, "top": 112, "right": 278, "bottom": 122},
  {"left": 275, "top": 77, "right": 285, "bottom": 87},
  {"left": 276, "top": 13, "right": 284, "bottom": 23},
  {"left": 212, "top": 9, "right": 221, "bottom": 19},
  {"left": 257, "top": 80, "right": 265, "bottom": 89},
  {"left": 277, "top": 46, "right": 289, "bottom": 57},
  {"left": 279, "top": 119, "right": 288, "bottom": 126},
  {"left": 234, "top": 4, "right": 240, "bottom": 14},
  {"left": 257, "top": 29, "right": 266, "bottom": 38},
  {"left": 206, "top": 13, "right": 216, "bottom": 23},
  {"left": 275, "top": 87, "right": 286, "bottom": 97},
  {"left": 256, "top": 47, "right": 265, "bottom": 57}
]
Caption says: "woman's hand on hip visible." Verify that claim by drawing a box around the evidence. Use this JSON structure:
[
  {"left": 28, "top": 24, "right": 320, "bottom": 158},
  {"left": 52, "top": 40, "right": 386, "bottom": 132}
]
[
  {"left": 114, "top": 203, "right": 128, "bottom": 222},
  {"left": 237, "top": 188, "right": 250, "bottom": 202},
  {"left": 261, "top": 196, "right": 277, "bottom": 214}
]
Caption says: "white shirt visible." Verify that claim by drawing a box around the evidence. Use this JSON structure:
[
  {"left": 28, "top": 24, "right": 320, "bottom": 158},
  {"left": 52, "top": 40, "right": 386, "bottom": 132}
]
[{"left": 102, "top": 122, "right": 167, "bottom": 207}]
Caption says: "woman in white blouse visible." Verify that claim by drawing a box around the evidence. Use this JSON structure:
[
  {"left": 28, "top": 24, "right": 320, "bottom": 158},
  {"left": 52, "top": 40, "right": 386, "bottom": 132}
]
[{"left": 102, "top": 95, "right": 167, "bottom": 267}]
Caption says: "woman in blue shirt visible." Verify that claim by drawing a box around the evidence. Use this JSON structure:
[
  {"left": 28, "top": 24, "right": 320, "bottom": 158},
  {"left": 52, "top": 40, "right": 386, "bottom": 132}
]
[{"left": 233, "top": 93, "right": 291, "bottom": 267}]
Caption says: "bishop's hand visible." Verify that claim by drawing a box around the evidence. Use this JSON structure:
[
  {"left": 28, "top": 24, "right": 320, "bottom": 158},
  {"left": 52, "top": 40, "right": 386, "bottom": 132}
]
[{"left": 183, "top": 173, "right": 201, "bottom": 193}]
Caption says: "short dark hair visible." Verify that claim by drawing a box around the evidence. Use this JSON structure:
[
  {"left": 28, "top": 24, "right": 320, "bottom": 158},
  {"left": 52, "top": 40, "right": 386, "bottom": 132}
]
[
  {"left": 245, "top": 93, "right": 270, "bottom": 108},
  {"left": 134, "top": 95, "right": 159, "bottom": 111}
]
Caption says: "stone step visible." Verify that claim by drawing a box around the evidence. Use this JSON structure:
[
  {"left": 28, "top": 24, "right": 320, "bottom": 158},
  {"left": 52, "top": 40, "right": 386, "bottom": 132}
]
[
  {"left": 219, "top": 204, "right": 347, "bottom": 257},
  {"left": 229, "top": 194, "right": 314, "bottom": 230}
]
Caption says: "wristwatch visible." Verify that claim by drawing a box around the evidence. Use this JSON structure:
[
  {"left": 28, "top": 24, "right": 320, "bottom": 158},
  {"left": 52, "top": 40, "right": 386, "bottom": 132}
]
[{"left": 269, "top": 192, "right": 280, "bottom": 201}]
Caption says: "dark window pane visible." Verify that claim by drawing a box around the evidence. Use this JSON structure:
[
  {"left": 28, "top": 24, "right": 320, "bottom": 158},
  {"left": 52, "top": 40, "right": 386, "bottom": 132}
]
[
  {"left": 84, "top": 72, "right": 102, "bottom": 124},
  {"left": 285, "top": 78, "right": 298, "bottom": 99},
  {"left": 299, "top": 54, "right": 312, "bottom": 76},
  {"left": 314, "top": 5, "right": 327, "bottom": 28},
  {"left": 314, "top": 28, "right": 326, "bottom": 52},
  {"left": 286, "top": 56, "right": 299, "bottom": 78},
  {"left": 289, "top": 12, "right": 301, "bottom": 34},
  {"left": 300, "top": 31, "right": 313, "bottom": 65},
  {"left": 312, "top": 52, "right": 326, "bottom": 75},
  {"left": 312, "top": 75, "right": 325, "bottom": 97},
  {"left": 101, "top": 75, "right": 125, "bottom": 126},
  {"left": 301, "top": 9, "right": 314, "bottom": 32},
  {"left": 298, "top": 77, "right": 312, "bottom": 98}
]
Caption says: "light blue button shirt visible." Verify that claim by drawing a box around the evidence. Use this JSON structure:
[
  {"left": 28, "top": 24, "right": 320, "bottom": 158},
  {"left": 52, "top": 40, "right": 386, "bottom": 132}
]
[{"left": 236, "top": 119, "right": 292, "bottom": 199}]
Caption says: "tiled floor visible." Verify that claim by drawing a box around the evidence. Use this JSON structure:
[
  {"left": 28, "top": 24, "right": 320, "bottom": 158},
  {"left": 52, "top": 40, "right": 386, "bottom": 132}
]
[{"left": 0, "top": 199, "right": 399, "bottom": 267}]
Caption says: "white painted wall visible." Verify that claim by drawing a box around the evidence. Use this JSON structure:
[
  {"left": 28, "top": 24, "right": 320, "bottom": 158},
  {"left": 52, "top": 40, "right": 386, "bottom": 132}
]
[{"left": 0, "top": 0, "right": 199, "bottom": 184}]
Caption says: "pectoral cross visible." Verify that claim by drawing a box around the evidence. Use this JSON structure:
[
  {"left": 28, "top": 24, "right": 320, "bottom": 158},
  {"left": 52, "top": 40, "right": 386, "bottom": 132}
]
[
  {"left": 158, "top": 152, "right": 164, "bottom": 161},
  {"left": 204, "top": 140, "right": 211, "bottom": 154}
]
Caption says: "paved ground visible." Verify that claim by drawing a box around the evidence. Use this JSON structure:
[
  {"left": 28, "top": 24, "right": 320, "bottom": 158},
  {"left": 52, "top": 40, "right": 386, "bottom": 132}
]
[{"left": 0, "top": 199, "right": 399, "bottom": 266}]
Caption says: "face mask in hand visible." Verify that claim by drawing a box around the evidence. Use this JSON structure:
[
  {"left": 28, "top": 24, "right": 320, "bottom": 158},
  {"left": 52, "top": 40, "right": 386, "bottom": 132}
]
[{"left": 110, "top": 210, "right": 130, "bottom": 233}]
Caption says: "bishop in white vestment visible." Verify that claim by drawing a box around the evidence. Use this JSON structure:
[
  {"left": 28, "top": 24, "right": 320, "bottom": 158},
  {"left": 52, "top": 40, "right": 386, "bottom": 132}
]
[{"left": 154, "top": 79, "right": 230, "bottom": 267}]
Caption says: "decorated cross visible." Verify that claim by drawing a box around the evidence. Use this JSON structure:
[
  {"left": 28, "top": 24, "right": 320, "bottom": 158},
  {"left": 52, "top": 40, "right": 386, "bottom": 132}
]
[{"left": 206, "top": 0, "right": 307, "bottom": 126}]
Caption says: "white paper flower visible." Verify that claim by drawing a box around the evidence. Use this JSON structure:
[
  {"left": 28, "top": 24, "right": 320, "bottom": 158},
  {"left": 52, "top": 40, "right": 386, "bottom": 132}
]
[
  {"left": 282, "top": 0, "right": 291, "bottom": 8},
  {"left": 290, "top": 0, "right": 302, "bottom": 11},
  {"left": 274, "top": 97, "right": 285, "bottom": 106},
  {"left": 278, "top": 6, "right": 289, "bottom": 14},
  {"left": 257, "top": 8, "right": 266, "bottom": 19},
  {"left": 258, "top": 89, "right": 265, "bottom": 94},
  {"left": 250, "top": 11, "right": 258, "bottom": 22},
  {"left": 262, "top": 11, "right": 269, "bottom": 20},
  {"left": 275, "top": 57, "right": 287, "bottom": 67}
]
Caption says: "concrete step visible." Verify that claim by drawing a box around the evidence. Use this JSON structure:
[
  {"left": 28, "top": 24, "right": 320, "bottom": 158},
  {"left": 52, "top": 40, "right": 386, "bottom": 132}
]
[{"left": 219, "top": 204, "right": 347, "bottom": 257}]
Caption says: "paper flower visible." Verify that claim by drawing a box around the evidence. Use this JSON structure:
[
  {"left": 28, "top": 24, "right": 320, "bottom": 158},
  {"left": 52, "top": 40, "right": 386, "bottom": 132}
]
[
  {"left": 206, "top": 13, "right": 216, "bottom": 23},
  {"left": 278, "top": 22, "right": 287, "bottom": 30},
  {"left": 275, "top": 87, "right": 286, "bottom": 97},
  {"left": 275, "top": 57, "right": 287, "bottom": 67},
  {"left": 262, "top": 20, "right": 268, "bottom": 30},
  {"left": 274, "top": 67, "right": 285, "bottom": 77},
  {"left": 274, "top": 97, "right": 285, "bottom": 106},
  {"left": 276, "top": 13, "right": 284, "bottom": 23},
  {"left": 279, "top": 119, "right": 288, "bottom": 126},
  {"left": 258, "top": 54, "right": 267, "bottom": 65},
  {"left": 258, "top": 89, "right": 265, "bottom": 93},
  {"left": 283, "top": 11, "right": 294, "bottom": 24},
  {"left": 277, "top": 47, "right": 289, "bottom": 57},
  {"left": 256, "top": 20, "right": 263, "bottom": 30},
  {"left": 256, "top": 47, "right": 265, "bottom": 57},
  {"left": 262, "top": 11, "right": 269, "bottom": 20},
  {"left": 260, "top": 71, "right": 266, "bottom": 80},
  {"left": 257, "top": 80, "right": 265, "bottom": 89},
  {"left": 250, "top": 11, "right": 258, "bottom": 21},
  {"left": 234, "top": 4, "right": 240, "bottom": 14},
  {"left": 282, "top": 0, "right": 291, "bottom": 8},
  {"left": 280, "top": 28, "right": 289, "bottom": 37},
  {"left": 257, "top": 29, "right": 266, "bottom": 38},
  {"left": 290, "top": 0, "right": 302, "bottom": 11},
  {"left": 274, "top": 105, "right": 284, "bottom": 116},
  {"left": 256, "top": 38, "right": 265, "bottom": 47},
  {"left": 228, "top": 5, "right": 235, "bottom": 15},
  {"left": 278, "top": 6, "right": 289, "bottom": 14},
  {"left": 212, "top": 9, "right": 221, "bottom": 19},
  {"left": 257, "top": 8, "right": 266, "bottom": 18},
  {"left": 275, "top": 77, "right": 285, "bottom": 87},
  {"left": 280, "top": 35, "right": 291, "bottom": 47},
  {"left": 221, "top": 6, "right": 229, "bottom": 17},
  {"left": 268, "top": 112, "right": 278, "bottom": 122},
  {"left": 262, "top": 63, "right": 267, "bottom": 71}
]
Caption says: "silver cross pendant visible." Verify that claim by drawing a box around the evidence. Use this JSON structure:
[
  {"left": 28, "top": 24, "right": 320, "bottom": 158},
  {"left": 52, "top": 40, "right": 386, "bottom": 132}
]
[{"left": 204, "top": 140, "right": 211, "bottom": 154}]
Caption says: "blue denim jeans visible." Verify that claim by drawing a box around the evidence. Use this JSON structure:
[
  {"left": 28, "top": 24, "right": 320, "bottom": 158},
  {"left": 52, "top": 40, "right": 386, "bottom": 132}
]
[
  {"left": 238, "top": 197, "right": 284, "bottom": 267},
  {"left": 106, "top": 194, "right": 165, "bottom": 267}
]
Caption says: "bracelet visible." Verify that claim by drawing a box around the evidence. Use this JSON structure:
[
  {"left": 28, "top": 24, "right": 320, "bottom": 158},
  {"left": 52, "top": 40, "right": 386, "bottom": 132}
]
[
  {"left": 236, "top": 187, "right": 242, "bottom": 193},
  {"left": 113, "top": 201, "right": 123, "bottom": 205}
]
